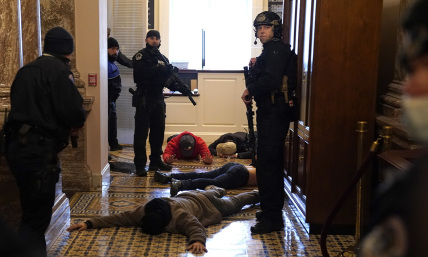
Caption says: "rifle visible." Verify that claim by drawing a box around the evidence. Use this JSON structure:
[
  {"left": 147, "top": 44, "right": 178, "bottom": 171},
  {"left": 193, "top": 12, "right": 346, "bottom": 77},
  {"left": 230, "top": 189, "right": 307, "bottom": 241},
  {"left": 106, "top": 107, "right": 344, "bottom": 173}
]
[
  {"left": 243, "top": 66, "right": 256, "bottom": 167},
  {"left": 150, "top": 48, "right": 197, "bottom": 106}
]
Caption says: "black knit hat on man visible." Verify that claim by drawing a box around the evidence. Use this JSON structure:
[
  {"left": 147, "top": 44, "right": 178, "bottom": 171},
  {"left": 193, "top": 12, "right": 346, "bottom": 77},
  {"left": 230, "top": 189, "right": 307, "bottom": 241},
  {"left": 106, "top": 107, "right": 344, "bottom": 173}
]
[
  {"left": 108, "top": 37, "right": 119, "bottom": 49},
  {"left": 43, "top": 27, "right": 74, "bottom": 55}
]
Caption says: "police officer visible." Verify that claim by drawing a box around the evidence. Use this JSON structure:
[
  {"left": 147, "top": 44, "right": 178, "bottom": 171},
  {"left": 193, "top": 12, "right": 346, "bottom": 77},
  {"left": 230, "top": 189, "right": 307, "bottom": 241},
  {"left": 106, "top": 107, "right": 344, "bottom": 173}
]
[
  {"left": 132, "top": 30, "right": 173, "bottom": 176},
  {"left": 242, "top": 11, "right": 297, "bottom": 234},
  {"left": 6, "top": 27, "right": 86, "bottom": 256},
  {"left": 108, "top": 37, "right": 131, "bottom": 151}
]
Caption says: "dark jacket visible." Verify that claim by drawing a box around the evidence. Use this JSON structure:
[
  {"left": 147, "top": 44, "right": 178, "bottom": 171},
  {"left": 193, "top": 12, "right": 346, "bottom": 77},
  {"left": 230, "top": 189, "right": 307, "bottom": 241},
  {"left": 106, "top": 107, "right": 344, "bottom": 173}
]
[
  {"left": 208, "top": 132, "right": 252, "bottom": 159},
  {"left": 247, "top": 39, "right": 297, "bottom": 103},
  {"left": 132, "top": 46, "right": 169, "bottom": 95},
  {"left": 8, "top": 53, "right": 86, "bottom": 145},
  {"left": 108, "top": 60, "right": 122, "bottom": 102}
]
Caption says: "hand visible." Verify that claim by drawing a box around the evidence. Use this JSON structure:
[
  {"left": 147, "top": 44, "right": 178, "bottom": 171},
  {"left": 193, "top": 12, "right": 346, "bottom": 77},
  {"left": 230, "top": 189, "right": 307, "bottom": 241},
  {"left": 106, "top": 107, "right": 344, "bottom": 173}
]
[
  {"left": 249, "top": 58, "right": 256, "bottom": 68},
  {"left": 70, "top": 127, "right": 82, "bottom": 138},
  {"left": 166, "top": 154, "right": 177, "bottom": 164},
  {"left": 202, "top": 152, "right": 213, "bottom": 164},
  {"left": 66, "top": 222, "right": 88, "bottom": 232},
  {"left": 242, "top": 88, "right": 252, "bottom": 105},
  {"left": 187, "top": 242, "right": 208, "bottom": 254}
]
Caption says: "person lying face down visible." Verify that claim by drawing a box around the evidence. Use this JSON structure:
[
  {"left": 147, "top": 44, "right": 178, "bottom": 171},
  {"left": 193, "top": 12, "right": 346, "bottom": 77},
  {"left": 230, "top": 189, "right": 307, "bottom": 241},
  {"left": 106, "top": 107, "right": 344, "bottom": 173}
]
[
  {"left": 67, "top": 187, "right": 259, "bottom": 254},
  {"left": 154, "top": 162, "right": 257, "bottom": 196},
  {"left": 163, "top": 131, "right": 213, "bottom": 164}
]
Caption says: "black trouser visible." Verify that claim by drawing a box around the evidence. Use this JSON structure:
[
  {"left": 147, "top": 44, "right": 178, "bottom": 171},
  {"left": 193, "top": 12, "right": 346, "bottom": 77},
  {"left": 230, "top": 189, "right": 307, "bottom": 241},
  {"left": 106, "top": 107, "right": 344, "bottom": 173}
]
[
  {"left": 108, "top": 100, "right": 119, "bottom": 147},
  {"left": 133, "top": 93, "right": 166, "bottom": 170},
  {"left": 255, "top": 98, "right": 290, "bottom": 224},
  {"left": 173, "top": 162, "right": 250, "bottom": 190},
  {"left": 6, "top": 132, "right": 60, "bottom": 257}
]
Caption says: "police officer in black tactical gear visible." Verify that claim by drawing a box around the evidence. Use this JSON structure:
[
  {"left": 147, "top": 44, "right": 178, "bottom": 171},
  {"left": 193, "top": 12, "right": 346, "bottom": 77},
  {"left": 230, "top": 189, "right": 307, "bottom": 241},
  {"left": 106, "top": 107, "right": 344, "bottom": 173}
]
[
  {"left": 132, "top": 30, "right": 173, "bottom": 176},
  {"left": 6, "top": 27, "right": 86, "bottom": 256},
  {"left": 242, "top": 11, "right": 298, "bottom": 234}
]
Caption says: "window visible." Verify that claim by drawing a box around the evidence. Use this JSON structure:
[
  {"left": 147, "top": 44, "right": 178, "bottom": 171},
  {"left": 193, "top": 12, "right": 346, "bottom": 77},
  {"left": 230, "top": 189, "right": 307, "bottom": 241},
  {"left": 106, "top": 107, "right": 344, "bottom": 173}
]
[{"left": 169, "top": 0, "right": 253, "bottom": 70}]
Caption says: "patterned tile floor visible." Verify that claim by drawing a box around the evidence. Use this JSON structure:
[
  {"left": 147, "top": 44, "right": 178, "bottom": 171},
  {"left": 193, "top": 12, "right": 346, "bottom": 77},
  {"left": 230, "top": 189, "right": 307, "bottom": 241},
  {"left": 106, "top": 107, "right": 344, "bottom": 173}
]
[{"left": 48, "top": 145, "right": 355, "bottom": 257}]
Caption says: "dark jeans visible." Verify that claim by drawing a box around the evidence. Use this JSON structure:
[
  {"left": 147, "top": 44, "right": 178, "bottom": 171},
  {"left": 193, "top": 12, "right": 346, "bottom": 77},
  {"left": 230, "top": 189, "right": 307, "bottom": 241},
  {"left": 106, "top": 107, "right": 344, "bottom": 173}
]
[
  {"left": 201, "top": 189, "right": 259, "bottom": 217},
  {"left": 6, "top": 132, "right": 60, "bottom": 257},
  {"left": 173, "top": 162, "right": 249, "bottom": 190},
  {"left": 256, "top": 101, "right": 290, "bottom": 224},
  {"left": 108, "top": 100, "right": 118, "bottom": 147},
  {"left": 133, "top": 94, "right": 166, "bottom": 169}
]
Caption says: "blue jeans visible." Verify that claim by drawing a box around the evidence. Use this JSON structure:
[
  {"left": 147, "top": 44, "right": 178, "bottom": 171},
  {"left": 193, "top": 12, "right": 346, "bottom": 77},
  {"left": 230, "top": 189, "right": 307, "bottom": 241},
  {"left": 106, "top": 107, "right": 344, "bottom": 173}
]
[{"left": 172, "top": 162, "right": 249, "bottom": 190}]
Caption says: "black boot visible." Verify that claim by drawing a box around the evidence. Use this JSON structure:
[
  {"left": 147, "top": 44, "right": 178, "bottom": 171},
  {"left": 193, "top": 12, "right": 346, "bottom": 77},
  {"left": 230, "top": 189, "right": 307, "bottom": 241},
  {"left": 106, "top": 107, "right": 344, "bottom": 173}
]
[
  {"left": 148, "top": 161, "right": 172, "bottom": 171},
  {"left": 154, "top": 171, "right": 172, "bottom": 183},
  {"left": 250, "top": 218, "right": 284, "bottom": 234}
]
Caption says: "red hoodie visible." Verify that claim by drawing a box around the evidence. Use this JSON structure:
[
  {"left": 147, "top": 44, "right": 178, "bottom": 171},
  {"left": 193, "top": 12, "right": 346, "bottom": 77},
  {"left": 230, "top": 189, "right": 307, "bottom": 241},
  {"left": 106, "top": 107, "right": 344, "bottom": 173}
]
[{"left": 163, "top": 131, "right": 212, "bottom": 162}]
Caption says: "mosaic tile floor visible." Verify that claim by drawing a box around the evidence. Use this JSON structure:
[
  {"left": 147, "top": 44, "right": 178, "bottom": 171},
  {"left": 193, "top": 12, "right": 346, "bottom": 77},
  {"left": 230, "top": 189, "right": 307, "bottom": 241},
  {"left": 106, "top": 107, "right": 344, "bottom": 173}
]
[{"left": 48, "top": 145, "right": 355, "bottom": 257}]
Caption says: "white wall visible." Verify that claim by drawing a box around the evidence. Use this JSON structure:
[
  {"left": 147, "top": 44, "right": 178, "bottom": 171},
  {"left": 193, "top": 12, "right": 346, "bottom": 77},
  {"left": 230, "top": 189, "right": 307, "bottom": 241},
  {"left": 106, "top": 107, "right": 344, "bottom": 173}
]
[{"left": 75, "top": 0, "right": 109, "bottom": 188}]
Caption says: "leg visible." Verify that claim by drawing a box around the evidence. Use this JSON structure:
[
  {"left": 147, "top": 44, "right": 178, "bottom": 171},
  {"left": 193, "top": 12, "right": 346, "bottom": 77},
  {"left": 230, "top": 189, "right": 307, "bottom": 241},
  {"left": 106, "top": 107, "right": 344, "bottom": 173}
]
[
  {"left": 252, "top": 107, "right": 289, "bottom": 233},
  {"left": 202, "top": 190, "right": 260, "bottom": 217},
  {"left": 133, "top": 104, "right": 149, "bottom": 172},
  {"left": 6, "top": 135, "right": 59, "bottom": 257},
  {"left": 173, "top": 163, "right": 249, "bottom": 190},
  {"left": 148, "top": 98, "right": 166, "bottom": 163},
  {"left": 108, "top": 101, "right": 119, "bottom": 147}
]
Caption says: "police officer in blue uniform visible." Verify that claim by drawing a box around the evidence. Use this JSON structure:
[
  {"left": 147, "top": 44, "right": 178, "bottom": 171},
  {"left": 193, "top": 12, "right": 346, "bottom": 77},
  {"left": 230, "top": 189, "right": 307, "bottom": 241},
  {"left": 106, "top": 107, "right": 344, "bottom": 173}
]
[
  {"left": 242, "top": 11, "right": 298, "bottom": 234},
  {"left": 107, "top": 37, "right": 131, "bottom": 151},
  {"left": 6, "top": 27, "right": 86, "bottom": 256},
  {"left": 132, "top": 30, "right": 173, "bottom": 176}
]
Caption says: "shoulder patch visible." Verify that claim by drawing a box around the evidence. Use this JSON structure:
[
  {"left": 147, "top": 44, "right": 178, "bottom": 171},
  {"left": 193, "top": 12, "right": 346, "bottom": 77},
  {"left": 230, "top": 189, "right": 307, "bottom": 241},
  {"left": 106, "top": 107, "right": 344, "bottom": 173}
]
[{"left": 135, "top": 52, "right": 143, "bottom": 61}]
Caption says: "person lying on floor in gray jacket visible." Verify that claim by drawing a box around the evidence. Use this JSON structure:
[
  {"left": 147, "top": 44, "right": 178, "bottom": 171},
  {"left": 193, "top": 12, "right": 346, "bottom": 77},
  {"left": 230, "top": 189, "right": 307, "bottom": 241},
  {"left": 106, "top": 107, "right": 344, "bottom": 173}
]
[{"left": 67, "top": 186, "right": 259, "bottom": 254}]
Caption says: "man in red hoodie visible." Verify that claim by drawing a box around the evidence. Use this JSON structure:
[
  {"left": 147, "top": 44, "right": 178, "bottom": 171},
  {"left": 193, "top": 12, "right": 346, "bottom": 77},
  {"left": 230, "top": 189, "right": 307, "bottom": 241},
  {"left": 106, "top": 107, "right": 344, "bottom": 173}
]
[{"left": 163, "top": 131, "right": 213, "bottom": 165}]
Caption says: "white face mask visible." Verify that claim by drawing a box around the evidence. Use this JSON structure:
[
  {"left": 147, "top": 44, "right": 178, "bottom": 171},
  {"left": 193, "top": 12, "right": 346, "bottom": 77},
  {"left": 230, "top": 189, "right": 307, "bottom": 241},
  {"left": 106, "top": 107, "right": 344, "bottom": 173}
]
[{"left": 401, "top": 95, "right": 428, "bottom": 144}]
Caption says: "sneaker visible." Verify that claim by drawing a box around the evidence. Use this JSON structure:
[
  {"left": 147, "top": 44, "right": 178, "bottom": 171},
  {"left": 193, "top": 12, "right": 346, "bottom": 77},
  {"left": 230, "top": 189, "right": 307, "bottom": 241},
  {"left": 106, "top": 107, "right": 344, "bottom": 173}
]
[
  {"left": 154, "top": 171, "right": 172, "bottom": 184},
  {"left": 170, "top": 179, "right": 183, "bottom": 196},
  {"left": 136, "top": 169, "right": 147, "bottom": 177},
  {"left": 148, "top": 161, "right": 172, "bottom": 171},
  {"left": 110, "top": 144, "right": 123, "bottom": 151},
  {"left": 204, "top": 185, "right": 226, "bottom": 197},
  {"left": 250, "top": 219, "right": 284, "bottom": 234}
]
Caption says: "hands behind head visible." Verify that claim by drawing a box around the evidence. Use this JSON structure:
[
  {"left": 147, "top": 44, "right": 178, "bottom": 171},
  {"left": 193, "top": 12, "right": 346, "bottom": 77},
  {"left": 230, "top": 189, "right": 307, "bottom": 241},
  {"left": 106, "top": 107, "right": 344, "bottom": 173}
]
[
  {"left": 66, "top": 222, "right": 88, "bottom": 232},
  {"left": 187, "top": 242, "right": 208, "bottom": 254},
  {"left": 202, "top": 153, "right": 213, "bottom": 164}
]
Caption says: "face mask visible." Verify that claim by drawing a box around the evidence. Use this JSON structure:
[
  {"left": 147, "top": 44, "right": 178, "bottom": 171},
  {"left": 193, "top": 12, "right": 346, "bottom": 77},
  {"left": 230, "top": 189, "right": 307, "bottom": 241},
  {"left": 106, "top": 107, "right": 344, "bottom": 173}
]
[
  {"left": 401, "top": 95, "right": 428, "bottom": 144},
  {"left": 108, "top": 54, "right": 117, "bottom": 62}
]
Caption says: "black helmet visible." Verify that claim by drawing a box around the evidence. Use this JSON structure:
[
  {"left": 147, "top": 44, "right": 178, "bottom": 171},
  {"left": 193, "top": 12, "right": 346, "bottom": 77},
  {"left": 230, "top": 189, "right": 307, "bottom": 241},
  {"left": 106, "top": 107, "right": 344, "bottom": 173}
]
[{"left": 253, "top": 11, "right": 282, "bottom": 42}]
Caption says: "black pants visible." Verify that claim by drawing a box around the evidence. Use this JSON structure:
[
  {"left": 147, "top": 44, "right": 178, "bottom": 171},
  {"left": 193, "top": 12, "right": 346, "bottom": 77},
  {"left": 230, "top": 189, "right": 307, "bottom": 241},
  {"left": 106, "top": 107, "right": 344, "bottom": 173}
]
[
  {"left": 6, "top": 132, "right": 60, "bottom": 257},
  {"left": 133, "top": 93, "right": 166, "bottom": 169},
  {"left": 256, "top": 100, "right": 290, "bottom": 224},
  {"left": 173, "top": 162, "right": 250, "bottom": 190},
  {"left": 108, "top": 100, "right": 118, "bottom": 147}
]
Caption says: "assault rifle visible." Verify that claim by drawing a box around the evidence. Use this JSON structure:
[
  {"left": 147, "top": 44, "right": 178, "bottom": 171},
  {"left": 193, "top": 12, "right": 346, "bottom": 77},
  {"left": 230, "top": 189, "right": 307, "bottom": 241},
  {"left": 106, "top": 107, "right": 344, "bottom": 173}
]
[
  {"left": 150, "top": 48, "right": 196, "bottom": 106},
  {"left": 243, "top": 66, "right": 256, "bottom": 167}
]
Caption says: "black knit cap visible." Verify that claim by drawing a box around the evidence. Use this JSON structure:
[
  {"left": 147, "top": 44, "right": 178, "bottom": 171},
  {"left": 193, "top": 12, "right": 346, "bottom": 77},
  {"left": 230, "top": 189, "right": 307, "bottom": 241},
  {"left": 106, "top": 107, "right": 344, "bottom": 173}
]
[
  {"left": 43, "top": 27, "right": 74, "bottom": 55},
  {"left": 146, "top": 30, "right": 161, "bottom": 39},
  {"left": 108, "top": 37, "right": 119, "bottom": 49},
  {"left": 140, "top": 198, "right": 172, "bottom": 235}
]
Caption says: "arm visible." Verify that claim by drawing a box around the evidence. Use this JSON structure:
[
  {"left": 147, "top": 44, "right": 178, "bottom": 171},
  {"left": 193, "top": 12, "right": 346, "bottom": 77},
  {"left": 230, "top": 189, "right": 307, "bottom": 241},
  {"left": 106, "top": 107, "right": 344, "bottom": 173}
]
[
  {"left": 163, "top": 138, "right": 179, "bottom": 162},
  {"left": 174, "top": 211, "right": 208, "bottom": 254},
  {"left": 50, "top": 69, "right": 86, "bottom": 128},
  {"left": 195, "top": 138, "right": 212, "bottom": 164},
  {"left": 116, "top": 51, "right": 133, "bottom": 68}
]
